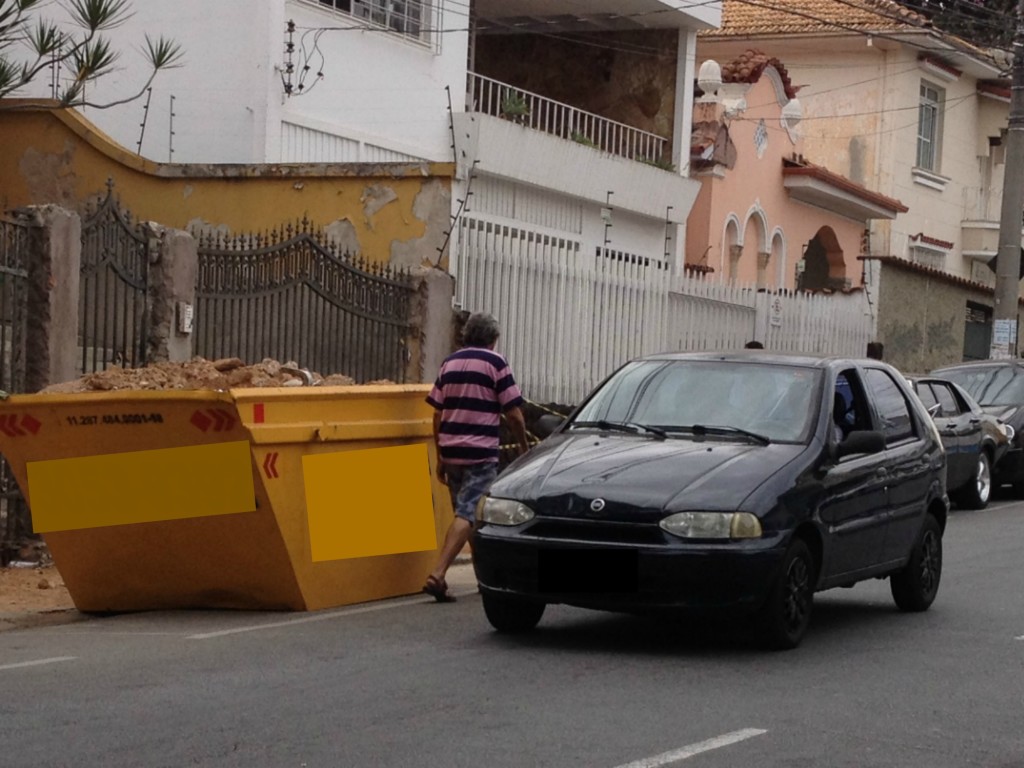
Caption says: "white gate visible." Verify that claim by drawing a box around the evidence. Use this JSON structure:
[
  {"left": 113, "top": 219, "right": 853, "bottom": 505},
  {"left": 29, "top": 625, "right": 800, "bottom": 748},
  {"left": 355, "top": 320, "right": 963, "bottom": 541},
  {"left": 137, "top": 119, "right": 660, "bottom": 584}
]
[{"left": 455, "top": 218, "right": 874, "bottom": 404}]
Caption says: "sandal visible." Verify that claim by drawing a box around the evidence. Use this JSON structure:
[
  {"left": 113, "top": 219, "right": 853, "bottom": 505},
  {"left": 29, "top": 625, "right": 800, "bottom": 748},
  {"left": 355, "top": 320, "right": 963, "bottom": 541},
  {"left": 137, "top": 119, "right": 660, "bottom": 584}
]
[{"left": 423, "top": 575, "right": 457, "bottom": 603}]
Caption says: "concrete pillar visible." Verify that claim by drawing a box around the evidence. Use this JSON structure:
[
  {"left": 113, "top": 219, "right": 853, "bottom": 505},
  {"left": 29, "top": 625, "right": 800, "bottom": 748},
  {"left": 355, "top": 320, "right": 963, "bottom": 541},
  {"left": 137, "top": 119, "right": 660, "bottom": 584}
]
[
  {"left": 405, "top": 266, "right": 456, "bottom": 383},
  {"left": 144, "top": 223, "right": 197, "bottom": 363},
  {"left": 728, "top": 244, "right": 743, "bottom": 284},
  {"left": 24, "top": 205, "right": 81, "bottom": 393},
  {"left": 757, "top": 251, "right": 771, "bottom": 289}
]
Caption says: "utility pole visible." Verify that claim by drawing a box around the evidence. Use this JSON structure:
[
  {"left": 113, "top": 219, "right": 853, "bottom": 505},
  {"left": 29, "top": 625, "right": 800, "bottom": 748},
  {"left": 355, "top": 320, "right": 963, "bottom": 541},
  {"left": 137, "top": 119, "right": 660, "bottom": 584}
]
[{"left": 991, "top": 0, "right": 1024, "bottom": 358}]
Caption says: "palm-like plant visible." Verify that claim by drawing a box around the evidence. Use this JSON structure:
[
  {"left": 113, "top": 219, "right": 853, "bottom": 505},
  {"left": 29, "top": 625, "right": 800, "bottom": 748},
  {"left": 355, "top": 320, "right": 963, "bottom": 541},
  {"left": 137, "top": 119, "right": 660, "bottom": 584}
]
[{"left": 0, "top": 0, "right": 182, "bottom": 108}]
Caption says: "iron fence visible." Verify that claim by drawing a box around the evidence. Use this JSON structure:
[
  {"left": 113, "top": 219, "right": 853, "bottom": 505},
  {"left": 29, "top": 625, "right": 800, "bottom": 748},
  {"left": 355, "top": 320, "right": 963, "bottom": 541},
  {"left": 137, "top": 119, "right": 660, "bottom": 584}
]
[
  {"left": 195, "top": 222, "right": 414, "bottom": 382},
  {"left": 0, "top": 215, "right": 30, "bottom": 562},
  {"left": 80, "top": 184, "right": 150, "bottom": 374}
]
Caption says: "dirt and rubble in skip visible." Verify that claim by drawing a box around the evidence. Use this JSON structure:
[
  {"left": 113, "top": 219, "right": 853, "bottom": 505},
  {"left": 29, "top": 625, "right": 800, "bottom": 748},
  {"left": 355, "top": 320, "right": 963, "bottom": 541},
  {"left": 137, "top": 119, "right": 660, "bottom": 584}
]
[{"left": 38, "top": 356, "right": 382, "bottom": 393}]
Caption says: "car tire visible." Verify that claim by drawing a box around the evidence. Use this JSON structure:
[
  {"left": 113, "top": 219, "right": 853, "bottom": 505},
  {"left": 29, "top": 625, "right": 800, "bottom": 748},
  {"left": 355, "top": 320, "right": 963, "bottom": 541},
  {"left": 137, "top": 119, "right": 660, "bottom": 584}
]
[
  {"left": 890, "top": 514, "right": 942, "bottom": 612},
  {"left": 955, "top": 452, "right": 991, "bottom": 510},
  {"left": 756, "top": 538, "right": 814, "bottom": 650},
  {"left": 481, "top": 591, "right": 545, "bottom": 633}
]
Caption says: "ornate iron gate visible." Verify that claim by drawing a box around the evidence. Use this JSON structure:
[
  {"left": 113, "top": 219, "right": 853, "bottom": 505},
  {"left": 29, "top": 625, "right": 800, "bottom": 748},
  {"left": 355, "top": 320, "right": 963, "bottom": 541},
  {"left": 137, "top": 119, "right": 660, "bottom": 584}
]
[
  {"left": 80, "top": 184, "right": 150, "bottom": 374},
  {"left": 0, "top": 215, "right": 30, "bottom": 562},
  {"left": 195, "top": 223, "right": 413, "bottom": 382}
]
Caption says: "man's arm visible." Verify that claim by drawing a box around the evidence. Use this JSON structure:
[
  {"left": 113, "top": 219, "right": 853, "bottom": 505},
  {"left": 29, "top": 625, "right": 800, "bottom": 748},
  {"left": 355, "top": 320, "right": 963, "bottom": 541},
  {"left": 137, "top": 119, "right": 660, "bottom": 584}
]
[{"left": 504, "top": 406, "right": 530, "bottom": 456}]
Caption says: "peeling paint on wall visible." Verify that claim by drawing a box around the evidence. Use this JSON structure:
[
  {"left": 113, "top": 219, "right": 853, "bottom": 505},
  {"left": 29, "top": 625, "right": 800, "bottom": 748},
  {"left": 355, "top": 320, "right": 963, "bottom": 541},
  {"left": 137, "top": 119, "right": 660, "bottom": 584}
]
[
  {"left": 362, "top": 184, "right": 399, "bottom": 220},
  {"left": 19, "top": 142, "right": 78, "bottom": 209},
  {"left": 326, "top": 219, "right": 360, "bottom": 255},
  {"left": 390, "top": 178, "right": 450, "bottom": 269},
  {"left": 1, "top": 107, "right": 454, "bottom": 268}
]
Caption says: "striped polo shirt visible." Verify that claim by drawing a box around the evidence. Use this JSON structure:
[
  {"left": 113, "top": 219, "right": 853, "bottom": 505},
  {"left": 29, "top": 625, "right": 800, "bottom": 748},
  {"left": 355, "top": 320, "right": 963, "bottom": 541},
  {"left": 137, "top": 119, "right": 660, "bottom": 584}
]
[{"left": 426, "top": 347, "right": 524, "bottom": 465}]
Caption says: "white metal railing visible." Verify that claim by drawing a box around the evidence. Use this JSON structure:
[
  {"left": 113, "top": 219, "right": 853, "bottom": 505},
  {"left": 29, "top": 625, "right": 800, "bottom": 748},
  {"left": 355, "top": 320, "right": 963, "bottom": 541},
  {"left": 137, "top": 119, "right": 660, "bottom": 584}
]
[
  {"left": 455, "top": 216, "right": 874, "bottom": 404},
  {"left": 468, "top": 73, "right": 669, "bottom": 166}
]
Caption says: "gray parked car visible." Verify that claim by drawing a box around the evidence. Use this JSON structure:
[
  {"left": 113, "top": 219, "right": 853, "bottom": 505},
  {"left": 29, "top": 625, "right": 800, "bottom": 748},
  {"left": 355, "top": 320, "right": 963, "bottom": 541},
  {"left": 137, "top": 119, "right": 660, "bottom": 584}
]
[
  {"left": 931, "top": 361, "right": 1024, "bottom": 496},
  {"left": 906, "top": 375, "right": 1011, "bottom": 509}
]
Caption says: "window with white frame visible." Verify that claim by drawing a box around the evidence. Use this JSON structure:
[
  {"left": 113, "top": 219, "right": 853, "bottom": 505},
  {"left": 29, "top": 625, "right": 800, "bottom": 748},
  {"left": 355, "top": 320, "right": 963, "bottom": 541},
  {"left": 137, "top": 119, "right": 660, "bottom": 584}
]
[
  {"left": 317, "top": 0, "right": 430, "bottom": 43},
  {"left": 917, "top": 81, "right": 944, "bottom": 172}
]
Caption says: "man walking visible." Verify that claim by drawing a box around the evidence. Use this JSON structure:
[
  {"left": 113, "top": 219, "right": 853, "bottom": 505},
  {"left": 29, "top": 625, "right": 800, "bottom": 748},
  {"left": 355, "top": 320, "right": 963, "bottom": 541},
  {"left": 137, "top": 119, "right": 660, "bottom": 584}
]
[{"left": 423, "top": 313, "right": 530, "bottom": 602}]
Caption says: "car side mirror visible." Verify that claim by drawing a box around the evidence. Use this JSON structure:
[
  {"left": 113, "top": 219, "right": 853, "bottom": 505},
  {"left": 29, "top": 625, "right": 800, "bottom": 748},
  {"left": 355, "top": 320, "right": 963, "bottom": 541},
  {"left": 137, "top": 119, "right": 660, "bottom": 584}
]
[
  {"left": 836, "top": 430, "right": 886, "bottom": 460},
  {"left": 534, "top": 413, "right": 566, "bottom": 439},
  {"left": 927, "top": 403, "right": 941, "bottom": 418}
]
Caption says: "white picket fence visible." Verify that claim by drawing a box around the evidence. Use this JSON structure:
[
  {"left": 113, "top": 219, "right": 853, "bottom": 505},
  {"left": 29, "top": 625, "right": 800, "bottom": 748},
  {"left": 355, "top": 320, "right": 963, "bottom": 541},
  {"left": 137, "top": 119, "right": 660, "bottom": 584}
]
[{"left": 454, "top": 218, "right": 874, "bottom": 404}]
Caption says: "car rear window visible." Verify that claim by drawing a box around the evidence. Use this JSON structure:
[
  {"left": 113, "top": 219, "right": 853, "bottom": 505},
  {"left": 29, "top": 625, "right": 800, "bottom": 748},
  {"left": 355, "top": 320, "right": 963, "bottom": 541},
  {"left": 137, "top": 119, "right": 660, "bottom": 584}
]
[{"left": 937, "top": 365, "right": 1024, "bottom": 406}]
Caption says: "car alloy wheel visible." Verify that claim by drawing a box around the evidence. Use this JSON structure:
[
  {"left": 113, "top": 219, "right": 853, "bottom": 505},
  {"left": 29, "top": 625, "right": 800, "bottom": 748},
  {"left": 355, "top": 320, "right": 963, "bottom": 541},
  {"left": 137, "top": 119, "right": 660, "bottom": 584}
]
[
  {"left": 956, "top": 453, "right": 991, "bottom": 510},
  {"left": 758, "top": 538, "right": 814, "bottom": 650},
  {"left": 891, "top": 514, "right": 942, "bottom": 612},
  {"left": 783, "top": 555, "right": 811, "bottom": 633},
  {"left": 916, "top": 528, "right": 941, "bottom": 596}
]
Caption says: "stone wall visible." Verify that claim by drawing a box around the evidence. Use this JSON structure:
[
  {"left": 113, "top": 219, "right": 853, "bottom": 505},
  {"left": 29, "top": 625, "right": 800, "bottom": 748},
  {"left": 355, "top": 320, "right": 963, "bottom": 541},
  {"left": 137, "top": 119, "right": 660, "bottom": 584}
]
[{"left": 875, "top": 259, "right": 1015, "bottom": 374}]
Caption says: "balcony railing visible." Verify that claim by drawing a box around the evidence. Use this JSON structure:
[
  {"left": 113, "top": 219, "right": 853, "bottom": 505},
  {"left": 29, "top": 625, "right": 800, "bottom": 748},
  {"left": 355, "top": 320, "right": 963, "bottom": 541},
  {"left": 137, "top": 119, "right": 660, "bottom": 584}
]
[
  {"left": 469, "top": 73, "right": 670, "bottom": 167},
  {"left": 962, "top": 186, "right": 1000, "bottom": 223}
]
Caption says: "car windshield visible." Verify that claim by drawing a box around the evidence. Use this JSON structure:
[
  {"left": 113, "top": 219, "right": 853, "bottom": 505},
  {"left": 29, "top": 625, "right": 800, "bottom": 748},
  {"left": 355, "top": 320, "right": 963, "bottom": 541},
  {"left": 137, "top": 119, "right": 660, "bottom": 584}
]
[
  {"left": 936, "top": 365, "right": 1024, "bottom": 406},
  {"left": 572, "top": 360, "right": 822, "bottom": 444}
]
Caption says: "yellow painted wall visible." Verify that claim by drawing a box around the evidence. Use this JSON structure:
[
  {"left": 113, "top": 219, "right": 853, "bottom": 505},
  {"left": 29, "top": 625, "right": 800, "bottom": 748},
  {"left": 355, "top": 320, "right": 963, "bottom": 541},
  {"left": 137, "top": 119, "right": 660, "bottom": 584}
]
[{"left": 0, "top": 101, "right": 454, "bottom": 267}]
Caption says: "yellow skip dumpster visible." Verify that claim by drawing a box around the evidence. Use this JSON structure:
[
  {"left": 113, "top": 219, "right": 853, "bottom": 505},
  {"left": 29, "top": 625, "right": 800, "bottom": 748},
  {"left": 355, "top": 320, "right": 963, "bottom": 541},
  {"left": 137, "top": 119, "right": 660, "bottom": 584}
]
[{"left": 0, "top": 385, "right": 452, "bottom": 612}]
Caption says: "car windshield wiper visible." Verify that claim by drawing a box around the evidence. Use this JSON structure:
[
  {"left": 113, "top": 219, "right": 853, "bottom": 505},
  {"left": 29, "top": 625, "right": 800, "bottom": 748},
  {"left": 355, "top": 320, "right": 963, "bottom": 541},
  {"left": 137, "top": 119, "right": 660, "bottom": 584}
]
[
  {"left": 666, "top": 424, "right": 771, "bottom": 446},
  {"left": 569, "top": 420, "right": 667, "bottom": 439}
]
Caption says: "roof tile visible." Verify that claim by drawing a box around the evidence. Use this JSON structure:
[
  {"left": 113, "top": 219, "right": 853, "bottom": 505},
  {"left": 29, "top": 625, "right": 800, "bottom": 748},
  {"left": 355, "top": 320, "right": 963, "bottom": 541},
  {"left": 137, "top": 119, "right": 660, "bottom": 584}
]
[{"left": 704, "top": 0, "right": 929, "bottom": 38}]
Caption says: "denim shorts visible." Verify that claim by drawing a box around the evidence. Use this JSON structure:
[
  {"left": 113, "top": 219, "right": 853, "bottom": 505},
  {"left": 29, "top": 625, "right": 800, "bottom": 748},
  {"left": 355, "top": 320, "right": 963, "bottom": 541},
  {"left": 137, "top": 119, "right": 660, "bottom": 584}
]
[{"left": 445, "top": 462, "right": 498, "bottom": 523}]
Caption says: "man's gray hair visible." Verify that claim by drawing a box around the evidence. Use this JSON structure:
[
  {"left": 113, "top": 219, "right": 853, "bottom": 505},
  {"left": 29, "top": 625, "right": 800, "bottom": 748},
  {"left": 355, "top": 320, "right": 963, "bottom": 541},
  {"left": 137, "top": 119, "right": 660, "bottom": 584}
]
[{"left": 463, "top": 313, "right": 501, "bottom": 347}]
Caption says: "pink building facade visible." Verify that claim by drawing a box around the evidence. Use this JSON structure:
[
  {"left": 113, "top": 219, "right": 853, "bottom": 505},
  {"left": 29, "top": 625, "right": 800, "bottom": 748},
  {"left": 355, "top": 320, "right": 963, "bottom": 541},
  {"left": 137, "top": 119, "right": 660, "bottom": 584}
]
[{"left": 686, "top": 51, "right": 907, "bottom": 291}]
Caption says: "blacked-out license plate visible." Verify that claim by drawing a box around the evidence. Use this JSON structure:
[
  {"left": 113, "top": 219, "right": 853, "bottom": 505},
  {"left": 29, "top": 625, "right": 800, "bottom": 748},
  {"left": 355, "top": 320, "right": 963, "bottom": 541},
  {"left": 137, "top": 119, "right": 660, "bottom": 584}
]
[{"left": 537, "top": 548, "right": 639, "bottom": 593}]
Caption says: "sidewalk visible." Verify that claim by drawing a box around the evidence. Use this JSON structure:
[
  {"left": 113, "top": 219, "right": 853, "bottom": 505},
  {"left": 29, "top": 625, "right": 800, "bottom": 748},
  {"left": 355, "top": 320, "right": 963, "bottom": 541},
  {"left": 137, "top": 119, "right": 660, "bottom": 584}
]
[{"left": 0, "top": 558, "right": 478, "bottom": 632}]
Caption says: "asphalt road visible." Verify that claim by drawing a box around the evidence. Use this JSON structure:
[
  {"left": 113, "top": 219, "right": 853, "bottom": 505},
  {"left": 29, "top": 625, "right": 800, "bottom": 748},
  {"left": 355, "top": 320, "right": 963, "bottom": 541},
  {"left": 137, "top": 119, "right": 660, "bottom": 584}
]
[{"left": 2, "top": 500, "right": 1023, "bottom": 768}]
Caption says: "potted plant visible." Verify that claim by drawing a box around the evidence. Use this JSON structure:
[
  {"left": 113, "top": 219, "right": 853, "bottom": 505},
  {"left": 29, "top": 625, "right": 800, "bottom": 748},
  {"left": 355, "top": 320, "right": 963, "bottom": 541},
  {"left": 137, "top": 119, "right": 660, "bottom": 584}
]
[{"left": 500, "top": 89, "right": 530, "bottom": 124}]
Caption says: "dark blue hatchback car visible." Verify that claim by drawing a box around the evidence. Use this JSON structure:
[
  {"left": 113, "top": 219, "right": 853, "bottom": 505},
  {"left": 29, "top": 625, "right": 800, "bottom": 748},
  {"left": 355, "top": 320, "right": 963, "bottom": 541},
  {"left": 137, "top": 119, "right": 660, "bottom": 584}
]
[{"left": 472, "top": 352, "right": 948, "bottom": 649}]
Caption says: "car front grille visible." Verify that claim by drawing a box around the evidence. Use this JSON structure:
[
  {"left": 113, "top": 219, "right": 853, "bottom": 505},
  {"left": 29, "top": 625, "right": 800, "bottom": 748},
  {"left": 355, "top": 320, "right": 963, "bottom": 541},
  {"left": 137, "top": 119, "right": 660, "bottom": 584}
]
[{"left": 522, "top": 518, "right": 665, "bottom": 546}]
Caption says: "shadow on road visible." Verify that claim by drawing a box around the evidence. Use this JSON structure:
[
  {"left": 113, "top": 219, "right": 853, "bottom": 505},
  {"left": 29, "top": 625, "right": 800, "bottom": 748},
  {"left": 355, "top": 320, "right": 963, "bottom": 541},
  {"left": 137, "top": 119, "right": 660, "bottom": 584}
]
[{"left": 477, "top": 593, "right": 915, "bottom": 657}]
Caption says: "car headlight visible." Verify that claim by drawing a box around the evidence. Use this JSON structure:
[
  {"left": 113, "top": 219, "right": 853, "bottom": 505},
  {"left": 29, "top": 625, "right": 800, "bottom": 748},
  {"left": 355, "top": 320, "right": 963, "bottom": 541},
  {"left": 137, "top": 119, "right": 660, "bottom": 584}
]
[
  {"left": 476, "top": 497, "right": 535, "bottom": 526},
  {"left": 659, "top": 511, "right": 763, "bottom": 539},
  {"left": 1001, "top": 423, "right": 1015, "bottom": 442}
]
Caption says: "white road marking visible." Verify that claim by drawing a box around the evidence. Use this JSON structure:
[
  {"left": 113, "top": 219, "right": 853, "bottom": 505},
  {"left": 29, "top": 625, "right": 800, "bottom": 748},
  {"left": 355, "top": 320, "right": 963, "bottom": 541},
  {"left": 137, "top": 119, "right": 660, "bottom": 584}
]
[
  {"left": 612, "top": 729, "right": 768, "bottom": 768},
  {"left": 0, "top": 656, "right": 76, "bottom": 672},
  {"left": 1015, "top": 635, "right": 1024, "bottom": 641},
  {"left": 187, "top": 588, "right": 478, "bottom": 640}
]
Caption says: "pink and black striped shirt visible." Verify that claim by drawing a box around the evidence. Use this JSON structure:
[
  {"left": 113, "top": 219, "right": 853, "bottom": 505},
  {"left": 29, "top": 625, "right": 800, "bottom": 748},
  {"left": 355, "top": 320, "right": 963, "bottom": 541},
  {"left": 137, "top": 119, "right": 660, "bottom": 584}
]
[{"left": 426, "top": 347, "right": 524, "bottom": 465}]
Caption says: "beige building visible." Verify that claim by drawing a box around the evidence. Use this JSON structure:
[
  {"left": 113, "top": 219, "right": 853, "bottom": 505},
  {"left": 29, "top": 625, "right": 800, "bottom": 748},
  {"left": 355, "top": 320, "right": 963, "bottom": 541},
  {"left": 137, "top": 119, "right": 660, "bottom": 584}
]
[{"left": 699, "top": 0, "right": 1014, "bottom": 366}]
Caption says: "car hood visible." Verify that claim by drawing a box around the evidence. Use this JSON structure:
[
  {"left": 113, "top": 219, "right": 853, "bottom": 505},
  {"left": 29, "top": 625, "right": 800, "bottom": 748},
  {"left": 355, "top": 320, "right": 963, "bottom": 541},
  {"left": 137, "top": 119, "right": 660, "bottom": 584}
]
[
  {"left": 491, "top": 432, "right": 808, "bottom": 521},
  {"left": 980, "top": 404, "right": 1023, "bottom": 423}
]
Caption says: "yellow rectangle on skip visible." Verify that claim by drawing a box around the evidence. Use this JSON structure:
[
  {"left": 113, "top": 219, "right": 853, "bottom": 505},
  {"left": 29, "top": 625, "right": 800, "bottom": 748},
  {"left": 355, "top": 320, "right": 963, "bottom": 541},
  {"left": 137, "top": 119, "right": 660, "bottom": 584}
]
[
  {"left": 303, "top": 443, "right": 437, "bottom": 562},
  {"left": 27, "top": 441, "right": 257, "bottom": 533}
]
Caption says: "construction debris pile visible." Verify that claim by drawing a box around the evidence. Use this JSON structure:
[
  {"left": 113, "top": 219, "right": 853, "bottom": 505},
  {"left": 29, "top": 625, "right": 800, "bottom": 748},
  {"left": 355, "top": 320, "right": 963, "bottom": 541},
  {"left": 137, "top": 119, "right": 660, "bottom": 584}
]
[{"left": 41, "top": 358, "right": 368, "bottom": 393}]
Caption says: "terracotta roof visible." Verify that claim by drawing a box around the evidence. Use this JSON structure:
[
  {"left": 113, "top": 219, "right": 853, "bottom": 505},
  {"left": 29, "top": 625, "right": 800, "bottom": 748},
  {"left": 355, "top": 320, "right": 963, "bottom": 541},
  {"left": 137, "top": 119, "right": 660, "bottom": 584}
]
[
  {"left": 703, "top": 0, "right": 929, "bottom": 38},
  {"left": 979, "top": 81, "right": 1011, "bottom": 100},
  {"left": 918, "top": 54, "right": 961, "bottom": 79},
  {"left": 721, "top": 50, "right": 799, "bottom": 100},
  {"left": 858, "top": 255, "right": 1013, "bottom": 298},
  {"left": 783, "top": 155, "right": 908, "bottom": 214},
  {"left": 910, "top": 232, "right": 955, "bottom": 250}
]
